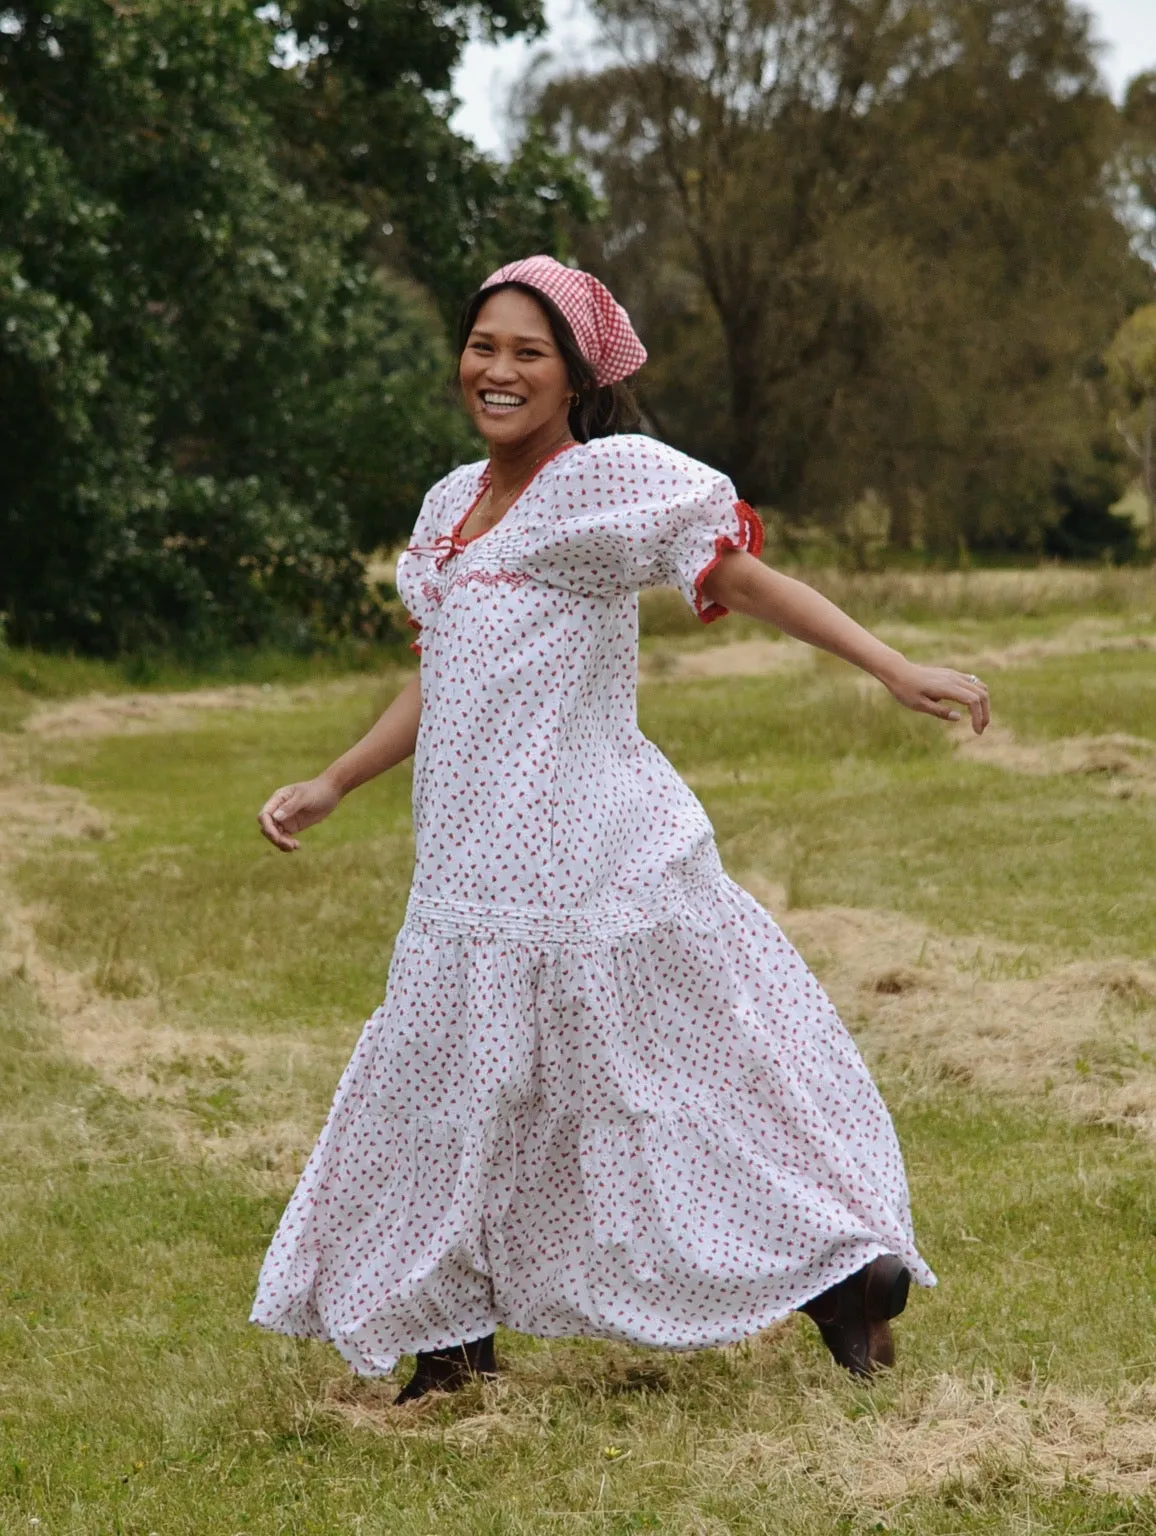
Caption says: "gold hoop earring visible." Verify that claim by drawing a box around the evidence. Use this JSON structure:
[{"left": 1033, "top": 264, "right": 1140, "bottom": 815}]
[{"left": 568, "top": 392, "right": 580, "bottom": 408}]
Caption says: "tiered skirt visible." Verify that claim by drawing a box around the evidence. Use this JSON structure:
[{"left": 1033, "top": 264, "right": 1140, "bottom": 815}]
[{"left": 251, "top": 875, "right": 934, "bottom": 1374}]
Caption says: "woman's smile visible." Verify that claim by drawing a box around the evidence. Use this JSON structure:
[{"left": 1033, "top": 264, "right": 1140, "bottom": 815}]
[{"left": 479, "top": 390, "right": 527, "bottom": 415}]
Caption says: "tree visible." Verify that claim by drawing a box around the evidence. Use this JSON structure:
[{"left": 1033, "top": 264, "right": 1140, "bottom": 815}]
[
  {"left": 0, "top": 0, "right": 474, "bottom": 653},
  {"left": 1111, "top": 73, "right": 1156, "bottom": 547},
  {"left": 1106, "top": 304, "right": 1156, "bottom": 543},
  {"left": 533, "top": 0, "right": 1147, "bottom": 551},
  {"left": 262, "top": 0, "right": 599, "bottom": 326},
  {"left": 1118, "top": 71, "right": 1156, "bottom": 265}
]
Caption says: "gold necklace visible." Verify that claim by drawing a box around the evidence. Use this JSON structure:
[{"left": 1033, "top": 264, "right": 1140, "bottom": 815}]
[
  {"left": 475, "top": 482, "right": 516, "bottom": 530},
  {"left": 482, "top": 437, "right": 573, "bottom": 528}
]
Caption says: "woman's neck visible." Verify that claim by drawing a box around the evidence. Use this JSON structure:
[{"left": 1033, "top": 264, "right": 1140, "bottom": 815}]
[{"left": 487, "top": 422, "right": 576, "bottom": 498}]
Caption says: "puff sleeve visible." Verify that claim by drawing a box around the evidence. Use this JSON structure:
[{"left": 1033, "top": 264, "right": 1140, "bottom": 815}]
[
  {"left": 663, "top": 477, "right": 765, "bottom": 624},
  {"left": 532, "top": 436, "right": 764, "bottom": 620}
]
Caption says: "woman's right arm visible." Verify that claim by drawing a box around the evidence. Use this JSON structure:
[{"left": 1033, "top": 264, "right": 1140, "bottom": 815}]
[{"left": 257, "top": 673, "right": 423, "bottom": 852}]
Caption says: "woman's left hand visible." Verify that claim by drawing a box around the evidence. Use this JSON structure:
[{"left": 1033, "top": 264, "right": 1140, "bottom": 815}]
[{"left": 885, "top": 662, "right": 990, "bottom": 734}]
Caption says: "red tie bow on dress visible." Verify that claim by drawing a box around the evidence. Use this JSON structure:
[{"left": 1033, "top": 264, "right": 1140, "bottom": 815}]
[
  {"left": 479, "top": 255, "right": 648, "bottom": 387},
  {"left": 431, "top": 533, "right": 465, "bottom": 571},
  {"left": 404, "top": 532, "right": 467, "bottom": 571}
]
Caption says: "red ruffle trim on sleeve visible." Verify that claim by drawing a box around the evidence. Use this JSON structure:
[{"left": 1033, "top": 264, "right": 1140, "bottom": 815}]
[{"left": 692, "top": 500, "right": 766, "bottom": 624}]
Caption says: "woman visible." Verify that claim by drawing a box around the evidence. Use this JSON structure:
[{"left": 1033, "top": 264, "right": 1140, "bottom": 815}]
[{"left": 252, "top": 255, "right": 989, "bottom": 1402}]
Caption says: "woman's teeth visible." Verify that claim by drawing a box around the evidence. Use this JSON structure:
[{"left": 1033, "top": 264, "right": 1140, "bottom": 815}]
[{"left": 481, "top": 392, "right": 525, "bottom": 411}]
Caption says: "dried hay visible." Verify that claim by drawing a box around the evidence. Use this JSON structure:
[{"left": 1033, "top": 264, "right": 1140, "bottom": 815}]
[
  {"left": 641, "top": 613, "right": 1155, "bottom": 685},
  {"left": 0, "top": 756, "right": 326, "bottom": 1172},
  {"left": 722, "top": 1372, "right": 1156, "bottom": 1502},
  {"left": 322, "top": 1355, "right": 1156, "bottom": 1503},
  {"left": 738, "top": 872, "right": 1156, "bottom": 1138},
  {"left": 0, "top": 755, "right": 113, "bottom": 1003},
  {"left": 641, "top": 637, "right": 813, "bottom": 681},
  {"left": 322, "top": 1374, "right": 532, "bottom": 1443},
  {"left": 51, "top": 980, "right": 326, "bottom": 1171},
  {"left": 968, "top": 621, "right": 1156, "bottom": 673},
  {"left": 0, "top": 782, "right": 110, "bottom": 860},
  {"left": 22, "top": 676, "right": 377, "bottom": 740},
  {"left": 953, "top": 721, "right": 1156, "bottom": 796}
]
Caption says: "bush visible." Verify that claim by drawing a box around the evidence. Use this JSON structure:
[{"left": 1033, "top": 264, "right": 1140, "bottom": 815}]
[{"left": 0, "top": 0, "right": 473, "bottom": 654}]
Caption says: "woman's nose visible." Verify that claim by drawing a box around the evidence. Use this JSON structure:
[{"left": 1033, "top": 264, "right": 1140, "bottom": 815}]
[{"left": 484, "top": 351, "right": 520, "bottom": 382}]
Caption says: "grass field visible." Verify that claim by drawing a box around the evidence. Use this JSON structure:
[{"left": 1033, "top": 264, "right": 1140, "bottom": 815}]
[{"left": 2, "top": 569, "right": 1155, "bottom": 1534}]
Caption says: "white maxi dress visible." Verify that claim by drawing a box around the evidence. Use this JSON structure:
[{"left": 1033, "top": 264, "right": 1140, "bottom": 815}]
[{"left": 251, "top": 433, "right": 935, "bottom": 1374}]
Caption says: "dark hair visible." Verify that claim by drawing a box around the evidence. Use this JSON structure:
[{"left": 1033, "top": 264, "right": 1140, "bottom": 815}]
[{"left": 457, "top": 280, "right": 639, "bottom": 442}]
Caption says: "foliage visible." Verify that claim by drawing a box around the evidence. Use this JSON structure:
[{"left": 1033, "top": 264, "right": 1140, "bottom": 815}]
[
  {"left": 263, "top": 0, "right": 600, "bottom": 326},
  {"left": 1044, "top": 462, "right": 1141, "bottom": 563},
  {"left": 1106, "top": 303, "right": 1156, "bottom": 401},
  {"left": 1119, "top": 70, "right": 1156, "bottom": 264},
  {"left": 1105, "top": 303, "right": 1156, "bottom": 541},
  {"left": 0, "top": 0, "right": 479, "bottom": 654},
  {"left": 5, "top": 0, "right": 1155, "bottom": 662},
  {"left": 533, "top": 0, "right": 1153, "bottom": 552}
]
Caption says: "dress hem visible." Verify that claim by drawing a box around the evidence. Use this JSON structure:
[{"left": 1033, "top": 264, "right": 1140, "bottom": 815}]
[{"left": 250, "top": 1238, "right": 934, "bottom": 1378}]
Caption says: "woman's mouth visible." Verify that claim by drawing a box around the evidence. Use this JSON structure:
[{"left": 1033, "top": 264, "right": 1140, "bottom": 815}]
[{"left": 479, "top": 391, "right": 526, "bottom": 416}]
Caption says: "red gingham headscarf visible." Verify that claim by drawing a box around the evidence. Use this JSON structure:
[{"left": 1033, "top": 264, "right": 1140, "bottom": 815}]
[{"left": 479, "top": 255, "right": 647, "bottom": 386}]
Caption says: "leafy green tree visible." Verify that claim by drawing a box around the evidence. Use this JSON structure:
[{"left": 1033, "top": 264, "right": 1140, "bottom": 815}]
[
  {"left": 263, "top": 0, "right": 599, "bottom": 326},
  {"left": 0, "top": 0, "right": 473, "bottom": 653},
  {"left": 1108, "top": 71, "right": 1156, "bottom": 544},
  {"left": 534, "top": 0, "right": 1148, "bottom": 552},
  {"left": 1119, "top": 71, "right": 1156, "bottom": 265},
  {"left": 1106, "top": 304, "right": 1156, "bottom": 543}
]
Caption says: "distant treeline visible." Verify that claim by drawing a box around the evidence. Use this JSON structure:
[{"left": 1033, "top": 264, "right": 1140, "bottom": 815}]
[
  {"left": 1, "top": 0, "right": 1154, "bottom": 655},
  {"left": 535, "top": 0, "right": 1156, "bottom": 561}
]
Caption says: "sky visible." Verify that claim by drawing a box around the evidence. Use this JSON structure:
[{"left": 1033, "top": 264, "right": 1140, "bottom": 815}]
[{"left": 450, "top": 0, "right": 1156, "bottom": 157}]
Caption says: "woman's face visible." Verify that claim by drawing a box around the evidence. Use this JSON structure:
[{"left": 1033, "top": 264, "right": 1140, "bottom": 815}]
[{"left": 459, "top": 288, "right": 574, "bottom": 449}]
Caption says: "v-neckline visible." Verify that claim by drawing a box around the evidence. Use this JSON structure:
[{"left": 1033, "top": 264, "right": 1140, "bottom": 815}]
[{"left": 451, "top": 440, "right": 579, "bottom": 550}]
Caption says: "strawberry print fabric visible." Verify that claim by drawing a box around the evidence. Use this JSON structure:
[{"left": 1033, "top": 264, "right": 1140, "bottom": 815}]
[{"left": 250, "top": 435, "right": 935, "bottom": 1374}]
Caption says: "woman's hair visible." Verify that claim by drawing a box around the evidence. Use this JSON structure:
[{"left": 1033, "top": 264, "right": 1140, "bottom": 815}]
[{"left": 457, "top": 281, "right": 639, "bottom": 442}]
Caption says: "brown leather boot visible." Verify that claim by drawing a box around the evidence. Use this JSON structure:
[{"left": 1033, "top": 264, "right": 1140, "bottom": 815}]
[
  {"left": 799, "top": 1256, "right": 910, "bottom": 1378},
  {"left": 394, "top": 1332, "right": 499, "bottom": 1404}
]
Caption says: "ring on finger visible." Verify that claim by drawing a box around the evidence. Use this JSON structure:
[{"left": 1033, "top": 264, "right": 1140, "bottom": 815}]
[{"left": 965, "top": 672, "right": 981, "bottom": 685}]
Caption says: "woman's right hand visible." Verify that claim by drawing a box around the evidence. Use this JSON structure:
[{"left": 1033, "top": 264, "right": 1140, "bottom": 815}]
[{"left": 257, "top": 774, "right": 342, "bottom": 852}]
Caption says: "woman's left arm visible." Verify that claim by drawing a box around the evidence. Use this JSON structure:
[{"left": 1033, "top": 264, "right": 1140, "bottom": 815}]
[{"left": 701, "top": 552, "right": 990, "bottom": 734}]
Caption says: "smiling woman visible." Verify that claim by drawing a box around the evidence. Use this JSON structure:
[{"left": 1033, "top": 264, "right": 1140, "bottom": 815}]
[
  {"left": 461, "top": 259, "right": 643, "bottom": 448},
  {"left": 251, "top": 254, "right": 991, "bottom": 1408}
]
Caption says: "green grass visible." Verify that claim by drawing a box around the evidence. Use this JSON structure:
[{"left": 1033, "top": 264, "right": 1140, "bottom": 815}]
[
  {"left": 2, "top": 976, "right": 1154, "bottom": 1536},
  {"left": 0, "top": 641, "right": 411, "bottom": 732},
  {"left": 23, "top": 682, "right": 413, "bottom": 1033},
  {"left": 2, "top": 1030, "right": 1154, "bottom": 1533},
  {"left": 3, "top": 606, "right": 1156, "bottom": 1532},
  {"left": 988, "top": 649, "right": 1156, "bottom": 744},
  {"left": 660, "top": 654, "right": 1156, "bottom": 958},
  {"left": 639, "top": 562, "right": 1156, "bottom": 638}
]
